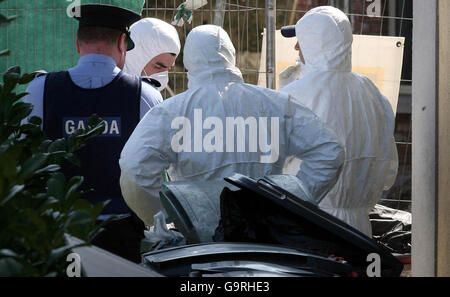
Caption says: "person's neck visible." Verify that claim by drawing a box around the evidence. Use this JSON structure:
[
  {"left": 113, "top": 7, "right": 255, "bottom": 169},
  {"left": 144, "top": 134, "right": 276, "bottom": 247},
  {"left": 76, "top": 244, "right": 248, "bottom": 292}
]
[
  {"left": 79, "top": 51, "right": 119, "bottom": 66},
  {"left": 79, "top": 45, "right": 121, "bottom": 66}
]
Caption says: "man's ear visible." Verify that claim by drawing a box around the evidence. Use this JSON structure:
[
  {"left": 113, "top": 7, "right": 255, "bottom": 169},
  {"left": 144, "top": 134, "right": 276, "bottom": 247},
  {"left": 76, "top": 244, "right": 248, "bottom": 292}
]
[
  {"left": 118, "top": 33, "right": 127, "bottom": 53},
  {"left": 76, "top": 39, "right": 81, "bottom": 55}
]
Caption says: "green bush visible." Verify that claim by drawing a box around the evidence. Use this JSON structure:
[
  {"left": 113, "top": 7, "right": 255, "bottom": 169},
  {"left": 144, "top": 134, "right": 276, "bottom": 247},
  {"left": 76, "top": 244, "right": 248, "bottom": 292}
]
[
  {"left": 0, "top": 65, "right": 110, "bottom": 277},
  {"left": 0, "top": 3, "right": 109, "bottom": 276}
]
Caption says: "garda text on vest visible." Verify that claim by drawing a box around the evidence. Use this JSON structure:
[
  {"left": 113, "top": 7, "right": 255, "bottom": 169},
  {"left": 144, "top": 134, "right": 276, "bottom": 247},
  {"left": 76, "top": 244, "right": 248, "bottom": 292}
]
[{"left": 63, "top": 117, "right": 121, "bottom": 137}]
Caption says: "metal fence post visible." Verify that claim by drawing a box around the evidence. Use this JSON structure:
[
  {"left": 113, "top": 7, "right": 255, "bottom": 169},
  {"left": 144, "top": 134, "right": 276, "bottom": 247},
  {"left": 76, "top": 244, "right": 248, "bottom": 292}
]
[
  {"left": 214, "top": 0, "right": 226, "bottom": 27},
  {"left": 265, "top": 0, "right": 276, "bottom": 89}
]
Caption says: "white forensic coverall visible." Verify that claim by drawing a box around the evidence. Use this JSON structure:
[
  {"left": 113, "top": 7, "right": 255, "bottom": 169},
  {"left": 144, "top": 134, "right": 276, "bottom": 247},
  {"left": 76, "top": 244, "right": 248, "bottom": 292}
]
[
  {"left": 124, "top": 18, "right": 181, "bottom": 91},
  {"left": 119, "top": 25, "right": 345, "bottom": 226},
  {"left": 281, "top": 6, "right": 398, "bottom": 236}
]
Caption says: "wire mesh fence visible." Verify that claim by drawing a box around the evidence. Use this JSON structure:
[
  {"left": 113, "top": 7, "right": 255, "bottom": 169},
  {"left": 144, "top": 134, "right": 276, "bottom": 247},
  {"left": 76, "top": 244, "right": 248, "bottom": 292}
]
[
  {"left": 142, "top": 0, "right": 268, "bottom": 97},
  {"left": 143, "top": 0, "right": 413, "bottom": 212},
  {"left": 0, "top": 0, "right": 412, "bottom": 212}
]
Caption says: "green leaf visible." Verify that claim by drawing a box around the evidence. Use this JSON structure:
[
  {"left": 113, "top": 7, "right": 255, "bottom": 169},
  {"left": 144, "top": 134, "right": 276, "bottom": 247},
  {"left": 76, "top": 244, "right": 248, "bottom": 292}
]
[
  {"left": 29, "top": 116, "right": 42, "bottom": 126},
  {"left": 0, "top": 148, "right": 19, "bottom": 179},
  {"left": 17, "top": 153, "right": 49, "bottom": 181},
  {"left": 0, "top": 257, "right": 23, "bottom": 277},
  {"left": 8, "top": 102, "right": 33, "bottom": 125},
  {"left": 34, "top": 164, "right": 60, "bottom": 175},
  {"left": 47, "top": 173, "right": 66, "bottom": 201},
  {"left": 0, "top": 178, "right": 4, "bottom": 196},
  {"left": 37, "top": 139, "right": 52, "bottom": 152},
  {"left": 3, "top": 66, "right": 20, "bottom": 82},
  {"left": 0, "top": 49, "right": 9, "bottom": 57},
  {"left": 19, "top": 73, "right": 36, "bottom": 85},
  {"left": 66, "top": 115, "right": 106, "bottom": 150},
  {"left": 73, "top": 124, "right": 104, "bottom": 139},
  {"left": 86, "top": 215, "right": 114, "bottom": 242},
  {"left": 2, "top": 66, "right": 21, "bottom": 93},
  {"left": 66, "top": 210, "right": 92, "bottom": 227},
  {"left": 47, "top": 138, "right": 68, "bottom": 153},
  {"left": 4, "top": 65, "right": 20, "bottom": 75},
  {"left": 13, "top": 91, "right": 28, "bottom": 101},
  {"left": 63, "top": 153, "right": 81, "bottom": 167},
  {"left": 50, "top": 211, "right": 61, "bottom": 220},
  {"left": 0, "top": 249, "right": 19, "bottom": 258},
  {"left": 0, "top": 14, "right": 18, "bottom": 27},
  {"left": 68, "top": 210, "right": 92, "bottom": 226},
  {"left": 91, "top": 200, "right": 109, "bottom": 219},
  {"left": 65, "top": 176, "right": 84, "bottom": 202},
  {"left": 39, "top": 196, "right": 59, "bottom": 211},
  {"left": 88, "top": 227, "right": 106, "bottom": 242},
  {"left": 86, "top": 114, "right": 103, "bottom": 127},
  {"left": 73, "top": 199, "right": 93, "bottom": 211},
  {"left": 23, "top": 208, "right": 47, "bottom": 232},
  {"left": 1, "top": 184, "right": 24, "bottom": 206}
]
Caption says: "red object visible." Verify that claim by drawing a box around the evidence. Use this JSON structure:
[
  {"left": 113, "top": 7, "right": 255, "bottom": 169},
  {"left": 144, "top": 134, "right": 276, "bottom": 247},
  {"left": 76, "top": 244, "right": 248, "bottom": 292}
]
[{"left": 395, "top": 254, "right": 411, "bottom": 264}]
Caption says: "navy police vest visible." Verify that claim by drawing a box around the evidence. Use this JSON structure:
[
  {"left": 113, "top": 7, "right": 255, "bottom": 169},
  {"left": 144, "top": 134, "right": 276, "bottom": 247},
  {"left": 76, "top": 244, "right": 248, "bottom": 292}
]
[{"left": 43, "top": 71, "right": 141, "bottom": 215}]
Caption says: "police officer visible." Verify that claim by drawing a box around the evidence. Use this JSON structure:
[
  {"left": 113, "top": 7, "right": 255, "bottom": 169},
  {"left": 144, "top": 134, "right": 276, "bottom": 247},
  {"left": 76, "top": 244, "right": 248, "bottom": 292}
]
[{"left": 23, "top": 4, "right": 162, "bottom": 263}]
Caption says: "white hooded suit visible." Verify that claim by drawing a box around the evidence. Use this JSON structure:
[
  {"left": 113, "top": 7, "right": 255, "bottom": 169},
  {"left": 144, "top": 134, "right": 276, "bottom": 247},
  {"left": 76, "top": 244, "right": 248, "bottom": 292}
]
[
  {"left": 124, "top": 18, "right": 181, "bottom": 90},
  {"left": 281, "top": 6, "right": 398, "bottom": 236},
  {"left": 119, "top": 25, "right": 345, "bottom": 226}
]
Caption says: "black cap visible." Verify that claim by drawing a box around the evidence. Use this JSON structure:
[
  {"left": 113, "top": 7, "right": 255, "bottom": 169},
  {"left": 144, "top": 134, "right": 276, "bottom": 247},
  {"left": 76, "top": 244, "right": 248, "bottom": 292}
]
[
  {"left": 281, "top": 25, "right": 296, "bottom": 38},
  {"left": 71, "top": 4, "right": 141, "bottom": 51}
]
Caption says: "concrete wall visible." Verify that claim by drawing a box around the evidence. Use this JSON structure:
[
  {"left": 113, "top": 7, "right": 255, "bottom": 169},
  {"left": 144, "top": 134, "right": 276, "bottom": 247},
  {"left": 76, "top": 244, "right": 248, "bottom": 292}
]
[
  {"left": 412, "top": 0, "right": 450, "bottom": 277},
  {"left": 412, "top": 0, "right": 437, "bottom": 277},
  {"left": 437, "top": 0, "right": 450, "bottom": 277}
]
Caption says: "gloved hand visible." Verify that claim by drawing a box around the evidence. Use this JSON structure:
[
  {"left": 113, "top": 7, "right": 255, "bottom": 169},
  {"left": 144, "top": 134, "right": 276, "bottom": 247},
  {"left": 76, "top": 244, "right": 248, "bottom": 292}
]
[
  {"left": 278, "top": 59, "right": 303, "bottom": 90},
  {"left": 141, "top": 211, "right": 186, "bottom": 252},
  {"left": 172, "top": 0, "right": 208, "bottom": 27}
]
